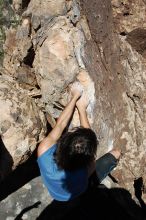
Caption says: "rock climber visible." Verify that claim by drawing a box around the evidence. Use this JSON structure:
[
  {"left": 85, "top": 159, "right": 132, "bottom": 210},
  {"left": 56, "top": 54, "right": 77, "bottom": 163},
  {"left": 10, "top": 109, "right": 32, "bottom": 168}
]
[{"left": 37, "top": 84, "right": 121, "bottom": 201}]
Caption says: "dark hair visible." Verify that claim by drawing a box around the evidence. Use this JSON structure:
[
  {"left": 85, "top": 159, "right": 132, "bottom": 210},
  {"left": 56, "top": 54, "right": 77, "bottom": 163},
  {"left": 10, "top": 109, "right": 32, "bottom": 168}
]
[{"left": 54, "top": 127, "right": 98, "bottom": 171}]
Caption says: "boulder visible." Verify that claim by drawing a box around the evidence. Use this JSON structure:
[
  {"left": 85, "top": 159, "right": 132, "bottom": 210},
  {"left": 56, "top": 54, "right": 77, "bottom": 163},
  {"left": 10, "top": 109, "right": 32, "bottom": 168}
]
[{"left": 0, "top": 74, "right": 46, "bottom": 180}]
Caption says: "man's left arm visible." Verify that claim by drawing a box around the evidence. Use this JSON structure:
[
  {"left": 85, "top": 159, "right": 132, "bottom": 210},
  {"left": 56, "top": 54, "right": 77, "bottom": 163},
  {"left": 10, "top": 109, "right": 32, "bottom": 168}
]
[{"left": 37, "top": 88, "right": 81, "bottom": 157}]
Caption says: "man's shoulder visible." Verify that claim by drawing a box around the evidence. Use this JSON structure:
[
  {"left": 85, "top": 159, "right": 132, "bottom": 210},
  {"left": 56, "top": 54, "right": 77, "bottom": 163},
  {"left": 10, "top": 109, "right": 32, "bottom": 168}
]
[
  {"left": 37, "top": 135, "right": 57, "bottom": 157},
  {"left": 37, "top": 142, "right": 57, "bottom": 158}
]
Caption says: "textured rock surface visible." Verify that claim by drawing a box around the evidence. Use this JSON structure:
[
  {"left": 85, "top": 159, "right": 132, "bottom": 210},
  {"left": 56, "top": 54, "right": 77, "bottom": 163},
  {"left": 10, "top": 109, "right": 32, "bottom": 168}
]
[
  {"left": 0, "top": 176, "right": 51, "bottom": 220},
  {"left": 80, "top": 0, "right": 146, "bottom": 198},
  {"left": 0, "top": 0, "right": 20, "bottom": 66},
  {"left": 0, "top": 0, "right": 145, "bottom": 206},
  {"left": 0, "top": 74, "right": 46, "bottom": 180},
  {"left": 112, "top": 0, "right": 146, "bottom": 33}
]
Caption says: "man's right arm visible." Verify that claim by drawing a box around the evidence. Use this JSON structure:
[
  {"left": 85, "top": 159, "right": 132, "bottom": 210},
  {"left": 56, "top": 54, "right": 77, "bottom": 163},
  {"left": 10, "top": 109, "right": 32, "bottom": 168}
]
[
  {"left": 76, "top": 94, "right": 96, "bottom": 177},
  {"left": 77, "top": 109, "right": 90, "bottom": 128},
  {"left": 76, "top": 94, "right": 90, "bottom": 128}
]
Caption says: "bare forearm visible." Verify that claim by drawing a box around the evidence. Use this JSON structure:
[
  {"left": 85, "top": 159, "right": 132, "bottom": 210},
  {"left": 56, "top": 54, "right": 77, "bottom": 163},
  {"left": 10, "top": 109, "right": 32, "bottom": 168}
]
[
  {"left": 57, "top": 96, "right": 78, "bottom": 128},
  {"left": 78, "top": 109, "right": 90, "bottom": 128},
  {"left": 37, "top": 87, "right": 82, "bottom": 155},
  {"left": 38, "top": 100, "right": 77, "bottom": 155}
]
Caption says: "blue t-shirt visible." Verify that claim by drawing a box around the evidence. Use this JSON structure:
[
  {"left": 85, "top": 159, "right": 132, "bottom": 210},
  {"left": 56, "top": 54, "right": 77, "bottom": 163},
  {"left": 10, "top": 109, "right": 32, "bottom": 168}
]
[{"left": 37, "top": 144, "right": 88, "bottom": 201}]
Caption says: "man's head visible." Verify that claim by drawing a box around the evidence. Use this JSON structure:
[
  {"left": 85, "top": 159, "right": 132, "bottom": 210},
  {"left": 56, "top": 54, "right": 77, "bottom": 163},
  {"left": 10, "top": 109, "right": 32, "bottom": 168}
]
[{"left": 54, "top": 127, "right": 98, "bottom": 171}]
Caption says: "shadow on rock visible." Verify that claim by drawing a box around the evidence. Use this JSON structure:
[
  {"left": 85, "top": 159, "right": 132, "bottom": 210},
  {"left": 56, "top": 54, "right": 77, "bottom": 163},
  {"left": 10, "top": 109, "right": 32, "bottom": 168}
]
[
  {"left": 0, "top": 149, "right": 40, "bottom": 201},
  {"left": 134, "top": 177, "right": 146, "bottom": 214},
  {"left": 36, "top": 185, "right": 146, "bottom": 220},
  {"left": 14, "top": 201, "right": 41, "bottom": 220},
  {"left": 0, "top": 136, "right": 13, "bottom": 182}
]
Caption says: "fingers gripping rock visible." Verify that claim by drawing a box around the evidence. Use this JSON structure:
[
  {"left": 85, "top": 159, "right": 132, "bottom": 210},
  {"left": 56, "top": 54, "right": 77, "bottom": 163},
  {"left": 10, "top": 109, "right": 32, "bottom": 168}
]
[{"left": 70, "top": 81, "right": 84, "bottom": 97}]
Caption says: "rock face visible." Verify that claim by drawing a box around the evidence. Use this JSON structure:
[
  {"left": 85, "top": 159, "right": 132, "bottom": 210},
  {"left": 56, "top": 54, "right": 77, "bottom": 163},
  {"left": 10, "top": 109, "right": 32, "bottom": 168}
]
[
  {"left": 0, "top": 0, "right": 21, "bottom": 66},
  {"left": 0, "top": 73, "right": 46, "bottom": 180},
  {"left": 0, "top": 0, "right": 145, "bottom": 199},
  {"left": 80, "top": 0, "right": 146, "bottom": 197}
]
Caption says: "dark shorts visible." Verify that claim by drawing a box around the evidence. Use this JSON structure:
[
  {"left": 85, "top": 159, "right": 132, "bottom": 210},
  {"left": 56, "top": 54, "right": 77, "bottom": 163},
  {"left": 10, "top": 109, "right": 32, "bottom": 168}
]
[{"left": 89, "top": 153, "right": 118, "bottom": 185}]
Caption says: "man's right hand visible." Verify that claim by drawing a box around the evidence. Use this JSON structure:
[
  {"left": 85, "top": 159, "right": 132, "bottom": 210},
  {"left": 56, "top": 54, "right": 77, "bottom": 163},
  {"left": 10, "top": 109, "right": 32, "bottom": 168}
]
[
  {"left": 76, "top": 93, "right": 89, "bottom": 111},
  {"left": 76, "top": 92, "right": 90, "bottom": 128}
]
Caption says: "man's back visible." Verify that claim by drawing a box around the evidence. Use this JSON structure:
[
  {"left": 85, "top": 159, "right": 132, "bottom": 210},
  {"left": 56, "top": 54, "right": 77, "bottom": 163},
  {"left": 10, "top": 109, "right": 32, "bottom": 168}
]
[{"left": 37, "top": 144, "right": 88, "bottom": 201}]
